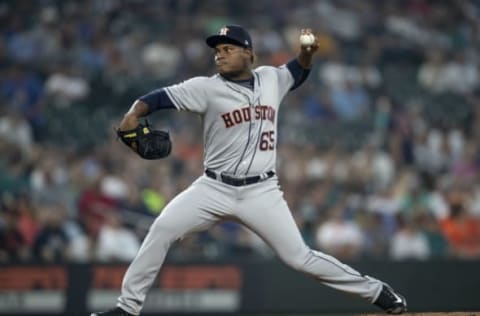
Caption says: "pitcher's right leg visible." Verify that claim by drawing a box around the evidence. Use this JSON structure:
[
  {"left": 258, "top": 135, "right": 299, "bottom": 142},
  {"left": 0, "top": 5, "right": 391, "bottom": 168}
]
[{"left": 115, "top": 177, "right": 231, "bottom": 315}]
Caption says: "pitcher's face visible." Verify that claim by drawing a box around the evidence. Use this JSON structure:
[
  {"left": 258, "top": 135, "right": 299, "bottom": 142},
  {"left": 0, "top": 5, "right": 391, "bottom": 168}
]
[{"left": 214, "top": 44, "right": 252, "bottom": 78}]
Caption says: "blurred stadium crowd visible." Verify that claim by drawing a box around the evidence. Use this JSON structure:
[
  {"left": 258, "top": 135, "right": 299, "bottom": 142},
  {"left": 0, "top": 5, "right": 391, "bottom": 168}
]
[{"left": 2, "top": 0, "right": 480, "bottom": 263}]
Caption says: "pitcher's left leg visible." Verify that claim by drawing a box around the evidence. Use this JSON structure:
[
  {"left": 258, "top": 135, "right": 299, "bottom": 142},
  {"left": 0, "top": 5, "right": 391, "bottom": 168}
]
[{"left": 237, "top": 182, "right": 381, "bottom": 302}]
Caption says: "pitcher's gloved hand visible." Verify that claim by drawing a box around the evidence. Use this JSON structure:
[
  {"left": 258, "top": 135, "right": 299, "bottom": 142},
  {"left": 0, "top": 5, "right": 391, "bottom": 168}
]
[{"left": 117, "top": 121, "right": 171, "bottom": 160}]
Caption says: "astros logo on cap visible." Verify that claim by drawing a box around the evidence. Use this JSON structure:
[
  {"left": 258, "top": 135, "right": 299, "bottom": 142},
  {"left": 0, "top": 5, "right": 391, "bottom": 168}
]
[{"left": 219, "top": 27, "right": 229, "bottom": 35}]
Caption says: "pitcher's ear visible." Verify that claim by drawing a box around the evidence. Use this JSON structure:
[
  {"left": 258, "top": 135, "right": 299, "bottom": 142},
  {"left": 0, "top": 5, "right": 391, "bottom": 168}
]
[{"left": 245, "top": 48, "right": 254, "bottom": 64}]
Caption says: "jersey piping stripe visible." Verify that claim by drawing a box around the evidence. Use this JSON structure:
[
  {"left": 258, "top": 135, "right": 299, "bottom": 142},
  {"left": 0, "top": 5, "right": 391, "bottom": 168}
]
[
  {"left": 309, "top": 250, "right": 367, "bottom": 279},
  {"left": 223, "top": 80, "right": 254, "bottom": 175},
  {"left": 233, "top": 107, "right": 253, "bottom": 175},
  {"left": 245, "top": 72, "right": 262, "bottom": 175},
  {"left": 245, "top": 104, "right": 263, "bottom": 175}
]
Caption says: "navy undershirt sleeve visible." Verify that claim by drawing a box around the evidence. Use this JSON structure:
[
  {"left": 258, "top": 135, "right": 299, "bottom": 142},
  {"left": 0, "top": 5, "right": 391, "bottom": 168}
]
[
  {"left": 286, "top": 59, "right": 311, "bottom": 91},
  {"left": 138, "top": 88, "right": 176, "bottom": 114}
]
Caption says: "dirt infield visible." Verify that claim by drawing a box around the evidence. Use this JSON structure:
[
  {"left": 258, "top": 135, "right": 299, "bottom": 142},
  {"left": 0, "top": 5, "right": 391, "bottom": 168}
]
[
  {"left": 361, "top": 313, "right": 480, "bottom": 316},
  {"left": 258, "top": 313, "right": 480, "bottom": 316},
  {"left": 256, "top": 312, "right": 480, "bottom": 316}
]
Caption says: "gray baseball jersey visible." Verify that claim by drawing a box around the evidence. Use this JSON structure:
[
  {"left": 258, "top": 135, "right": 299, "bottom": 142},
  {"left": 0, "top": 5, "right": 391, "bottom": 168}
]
[
  {"left": 115, "top": 64, "right": 385, "bottom": 315},
  {"left": 165, "top": 65, "right": 290, "bottom": 175}
]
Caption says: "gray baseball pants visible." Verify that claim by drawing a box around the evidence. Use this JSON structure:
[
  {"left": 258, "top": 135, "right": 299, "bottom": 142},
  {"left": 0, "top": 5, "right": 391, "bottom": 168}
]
[{"left": 117, "top": 175, "right": 382, "bottom": 315}]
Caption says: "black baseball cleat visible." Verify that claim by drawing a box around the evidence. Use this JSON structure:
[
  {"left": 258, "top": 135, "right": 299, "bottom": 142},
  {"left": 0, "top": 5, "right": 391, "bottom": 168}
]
[
  {"left": 373, "top": 283, "right": 407, "bottom": 314},
  {"left": 90, "top": 307, "right": 135, "bottom": 316}
]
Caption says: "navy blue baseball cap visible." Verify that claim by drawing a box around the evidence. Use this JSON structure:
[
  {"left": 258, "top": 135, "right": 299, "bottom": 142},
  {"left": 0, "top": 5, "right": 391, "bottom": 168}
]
[{"left": 206, "top": 25, "right": 253, "bottom": 48}]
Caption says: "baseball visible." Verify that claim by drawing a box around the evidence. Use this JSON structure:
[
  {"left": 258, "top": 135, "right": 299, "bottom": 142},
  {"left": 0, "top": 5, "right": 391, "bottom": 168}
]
[{"left": 300, "top": 33, "right": 315, "bottom": 46}]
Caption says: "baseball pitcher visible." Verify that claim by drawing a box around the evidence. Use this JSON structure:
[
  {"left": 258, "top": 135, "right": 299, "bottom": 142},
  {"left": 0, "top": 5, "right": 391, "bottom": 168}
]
[{"left": 91, "top": 25, "right": 407, "bottom": 316}]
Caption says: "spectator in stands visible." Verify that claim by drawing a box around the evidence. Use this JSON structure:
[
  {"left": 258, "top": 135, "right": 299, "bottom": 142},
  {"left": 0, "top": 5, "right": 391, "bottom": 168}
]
[
  {"left": 416, "top": 49, "right": 479, "bottom": 95},
  {"left": 33, "top": 204, "right": 70, "bottom": 262},
  {"left": 440, "top": 200, "right": 480, "bottom": 259},
  {"left": 45, "top": 62, "right": 90, "bottom": 108},
  {"left": 64, "top": 218, "right": 91, "bottom": 262},
  {"left": 0, "top": 142, "right": 30, "bottom": 194},
  {"left": 30, "top": 152, "right": 72, "bottom": 206},
  {"left": 442, "top": 51, "right": 478, "bottom": 95},
  {"left": 419, "top": 213, "right": 449, "bottom": 258},
  {"left": 95, "top": 212, "right": 140, "bottom": 262},
  {"left": 449, "top": 141, "right": 477, "bottom": 184},
  {"left": 0, "top": 208, "right": 31, "bottom": 263},
  {"left": 77, "top": 175, "right": 119, "bottom": 238},
  {"left": 5, "top": 14, "right": 41, "bottom": 63},
  {"left": 359, "top": 212, "right": 390, "bottom": 259},
  {"left": 302, "top": 87, "right": 337, "bottom": 121},
  {"left": 390, "top": 214, "right": 430, "bottom": 260},
  {"left": 418, "top": 50, "right": 449, "bottom": 94},
  {"left": 1, "top": 64, "right": 45, "bottom": 139},
  {"left": 330, "top": 80, "right": 370, "bottom": 120},
  {"left": 14, "top": 194, "right": 40, "bottom": 250},
  {"left": 0, "top": 108, "right": 34, "bottom": 156},
  {"left": 315, "top": 203, "right": 365, "bottom": 260}
]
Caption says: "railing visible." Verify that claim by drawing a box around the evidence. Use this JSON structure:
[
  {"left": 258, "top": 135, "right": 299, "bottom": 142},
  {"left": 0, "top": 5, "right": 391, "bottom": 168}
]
[{"left": 0, "top": 259, "right": 478, "bottom": 315}]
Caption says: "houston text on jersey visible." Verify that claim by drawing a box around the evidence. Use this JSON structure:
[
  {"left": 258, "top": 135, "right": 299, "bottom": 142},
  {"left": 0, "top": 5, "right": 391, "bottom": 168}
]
[{"left": 221, "top": 105, "right": 275, "bottom": 128}]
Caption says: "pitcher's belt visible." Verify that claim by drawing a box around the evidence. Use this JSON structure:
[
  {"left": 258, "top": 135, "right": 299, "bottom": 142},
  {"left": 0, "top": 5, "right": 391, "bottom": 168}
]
[{"left": 205, "top": 169, "right": 275, "bottom": 186}]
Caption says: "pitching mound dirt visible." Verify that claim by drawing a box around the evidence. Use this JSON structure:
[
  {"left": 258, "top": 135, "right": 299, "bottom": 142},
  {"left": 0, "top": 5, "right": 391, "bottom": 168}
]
[{"left": 361, "top": 313, "right": 479, "bottom": 316}]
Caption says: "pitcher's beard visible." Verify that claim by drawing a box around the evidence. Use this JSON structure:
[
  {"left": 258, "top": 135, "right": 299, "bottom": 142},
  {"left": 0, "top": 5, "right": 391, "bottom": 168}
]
[
  {"left": 219, "top": 69, "right": 246, "bottom": 80},
  {"left": 217, "top": 59, "right": 251, "bottom": 80},
  {"left": 219, "top": 66, "right": 252, "bottom": 81}
]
